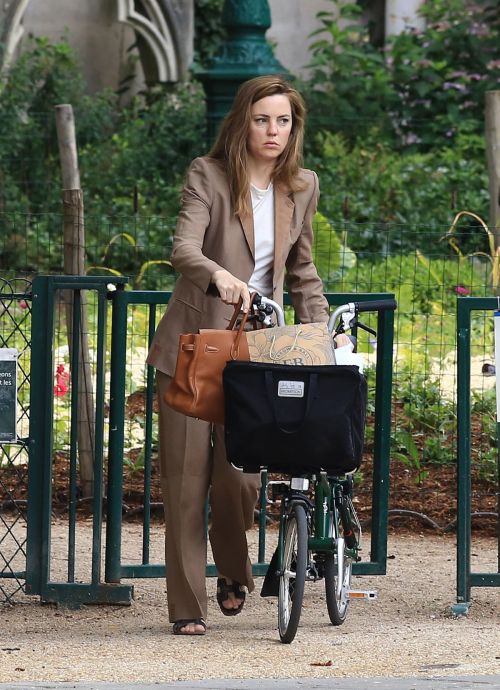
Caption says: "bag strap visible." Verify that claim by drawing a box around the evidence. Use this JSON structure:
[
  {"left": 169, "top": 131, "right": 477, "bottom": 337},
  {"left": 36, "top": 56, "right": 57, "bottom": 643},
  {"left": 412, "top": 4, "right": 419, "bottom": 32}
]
[
  {"left": 264, "top": 370, "right": 318, "bottom": 434},
  {"left": 225, "top": 292, "right": 259, "bottom": 360},
  {"left": 227, "top": 291, "right": 258, "bottom": 331}
]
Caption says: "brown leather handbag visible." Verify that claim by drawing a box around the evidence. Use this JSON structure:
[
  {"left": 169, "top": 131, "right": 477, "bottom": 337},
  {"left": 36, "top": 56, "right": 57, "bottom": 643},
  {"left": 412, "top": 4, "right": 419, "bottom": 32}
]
[{"left": 163, "top": 296, "right": 256, "bottom": 425}]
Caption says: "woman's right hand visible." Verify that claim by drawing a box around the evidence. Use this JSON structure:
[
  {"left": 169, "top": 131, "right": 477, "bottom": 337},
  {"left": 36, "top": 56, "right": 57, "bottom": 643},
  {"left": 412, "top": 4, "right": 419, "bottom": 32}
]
[{"left": 211, "top": 269, "right": 251, "bottom": 312}]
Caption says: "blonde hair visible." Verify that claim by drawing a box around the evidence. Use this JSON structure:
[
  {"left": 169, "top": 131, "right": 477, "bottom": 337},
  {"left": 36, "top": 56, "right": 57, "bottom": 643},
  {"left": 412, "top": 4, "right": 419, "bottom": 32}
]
[{"left": 208, "top": 75, "right": 306, "bottom": 216}]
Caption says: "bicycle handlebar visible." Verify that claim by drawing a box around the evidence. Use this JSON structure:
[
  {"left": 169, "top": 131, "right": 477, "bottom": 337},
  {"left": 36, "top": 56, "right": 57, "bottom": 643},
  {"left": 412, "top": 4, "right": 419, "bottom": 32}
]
[
  {"left": 327, "top": 298, "right": 397, "bottom": 334},
  {"left": 354, "top": 299, "right": 397, "bottom": 313}
]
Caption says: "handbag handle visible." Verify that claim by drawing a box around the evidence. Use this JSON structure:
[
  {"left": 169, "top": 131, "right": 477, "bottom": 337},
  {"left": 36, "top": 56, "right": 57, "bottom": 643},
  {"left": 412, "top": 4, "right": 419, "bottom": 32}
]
[
  {"left": 226, "top": 292, "right": 258, "bottom": 360},
  {"left": 227, "top": 291, "right": 258, "bottom": 331},
  {"left": 264, "top": 370, "right": 318, "bottom": 434}
]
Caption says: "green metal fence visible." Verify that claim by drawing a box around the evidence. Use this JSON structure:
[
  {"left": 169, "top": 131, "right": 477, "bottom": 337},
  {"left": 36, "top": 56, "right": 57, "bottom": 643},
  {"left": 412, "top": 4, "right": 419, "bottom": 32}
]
[
  {"left": 453, "top": 297, "right": 500, "bottom": 614},
  {"left": 26, "top": 276, "right": 131, "bottom": 605},
  {"left": 24, "top": 275, "right": 395, "bottom": 606},
  {"left": 0, "top": 278, "right": 32, "bottom": 604}
]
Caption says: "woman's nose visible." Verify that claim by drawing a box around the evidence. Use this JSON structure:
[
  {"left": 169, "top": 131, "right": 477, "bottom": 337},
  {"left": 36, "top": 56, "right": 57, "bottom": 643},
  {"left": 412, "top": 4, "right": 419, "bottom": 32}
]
[{"left": 267, "top": 119, "right": 278, "bottom": 135}]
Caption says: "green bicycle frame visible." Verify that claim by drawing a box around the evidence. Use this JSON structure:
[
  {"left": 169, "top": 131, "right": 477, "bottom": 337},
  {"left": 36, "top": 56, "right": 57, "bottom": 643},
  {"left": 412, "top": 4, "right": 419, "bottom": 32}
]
[{"left": 276, "top": 475, "right": 360, "bottom": 571}]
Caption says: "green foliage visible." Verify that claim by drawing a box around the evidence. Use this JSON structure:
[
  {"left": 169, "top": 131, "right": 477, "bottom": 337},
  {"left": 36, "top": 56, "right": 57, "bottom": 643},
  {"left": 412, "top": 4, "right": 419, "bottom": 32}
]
[
  {"left": 307, "top": 2, "right": 396, "bottom": 143},
  {"left": 0, "top": 37, "right": 90, "bottom": 213},
  {"left": 471, "top": 389, "right": 499, "bottom": 482},
  {"left": 392, "top": 368, "right": 456, "bottom": 472},
  {"left": 79, "top": 80, "right": 206, "bottom": 218},
  {"left": 305, "top": 0, "right": 500, "bottom": 150},
  {"left": 392, "top": 429, "right": 429, "bottom": 484},
  {"left": 307, "top": 130, "right": 490, "bottom": 254},
  {"left": 87, "top": 231, "right": 177, "bottom": 290},
  {"left": 388, "top": 0, "right": 500, "bottom": 149},
  {"left": 0, "top": 37, "right": 207, "bottom": 283},
  {"left": 193, "top": 0, "right": 226, "bottom": 69},
  {"left": 331, "top": 252, "right": 489, "bottom": 360},
  {"left": 312, "top": 212, "right": 356, "bottom": 290}
]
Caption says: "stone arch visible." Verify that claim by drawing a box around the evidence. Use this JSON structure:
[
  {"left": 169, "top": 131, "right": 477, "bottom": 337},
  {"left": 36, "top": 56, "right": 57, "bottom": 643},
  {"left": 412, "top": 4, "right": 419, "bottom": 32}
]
[
  {"left": 117, "top": 0, "right": 183, "bottom": 83},
  {"left": 0, "top": 0, "right": 32, "bottom": 70}
]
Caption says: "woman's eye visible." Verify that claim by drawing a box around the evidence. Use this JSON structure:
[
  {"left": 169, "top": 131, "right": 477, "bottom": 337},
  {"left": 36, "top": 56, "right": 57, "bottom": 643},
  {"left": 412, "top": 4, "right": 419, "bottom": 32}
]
[
  {"left": 278, "top": 118, "right": 290, "bottom": 126},
  {"left": 255, "top": 117, "right": 267, "bottom": 124}
]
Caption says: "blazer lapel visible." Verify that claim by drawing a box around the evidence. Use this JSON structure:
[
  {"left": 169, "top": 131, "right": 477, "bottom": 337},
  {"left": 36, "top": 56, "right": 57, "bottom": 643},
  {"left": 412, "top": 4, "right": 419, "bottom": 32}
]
[
  {"left": 238, "top": 203, "right": 255, "bottom": 259},
  {"left": 238, "top": 186, "right": 294, "bottom": 268},
  {"left": 274, "top": 185, "right": 294, "bottom": 276}
]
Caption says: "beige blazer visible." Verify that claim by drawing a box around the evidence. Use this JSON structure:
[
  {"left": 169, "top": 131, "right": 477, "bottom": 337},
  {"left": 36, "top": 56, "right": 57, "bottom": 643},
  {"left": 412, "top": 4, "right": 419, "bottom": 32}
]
[{"left": 147, "top": 156, "right": 329, "bottom": 376}]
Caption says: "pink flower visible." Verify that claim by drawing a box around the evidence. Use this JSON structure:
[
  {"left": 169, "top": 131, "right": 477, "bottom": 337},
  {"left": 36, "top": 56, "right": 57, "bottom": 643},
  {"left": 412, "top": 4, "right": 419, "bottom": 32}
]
[
  {"left": 54, "top": 364, "right": 70, "bottom": 397},
  {"left": 18, "top": 300, "right": 28, "bottom": 309},
  {"left": 454, "top": 285, "right": 470, "bottom": 296}
]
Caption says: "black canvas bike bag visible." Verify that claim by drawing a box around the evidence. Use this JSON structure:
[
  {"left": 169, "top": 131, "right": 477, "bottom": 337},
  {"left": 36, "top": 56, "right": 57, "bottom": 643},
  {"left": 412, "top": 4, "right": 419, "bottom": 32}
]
[{"left": 223, "top": 361, "right": 367, "bottom": 474}]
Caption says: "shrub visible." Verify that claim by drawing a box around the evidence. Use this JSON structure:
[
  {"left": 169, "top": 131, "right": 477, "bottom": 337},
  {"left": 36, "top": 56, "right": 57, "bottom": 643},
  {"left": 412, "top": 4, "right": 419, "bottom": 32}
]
[
  {"left": 304, "top": 0, "right": 500, "bottom": 150},
  {"left": 307, "top": 130, "right": 490, "bottom": 255},
  {"left": 0, "top": 37, "right": 207, "bottom": 280}
]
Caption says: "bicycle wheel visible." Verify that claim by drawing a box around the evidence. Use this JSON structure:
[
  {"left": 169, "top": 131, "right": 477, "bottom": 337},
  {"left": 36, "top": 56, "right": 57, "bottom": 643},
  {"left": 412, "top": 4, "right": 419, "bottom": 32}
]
[
  {"left": 278, "top": 502, "right": 308, "bottom": 643},
  {"left": 324, "top": 510, "right": 352, "bottom": 626}
]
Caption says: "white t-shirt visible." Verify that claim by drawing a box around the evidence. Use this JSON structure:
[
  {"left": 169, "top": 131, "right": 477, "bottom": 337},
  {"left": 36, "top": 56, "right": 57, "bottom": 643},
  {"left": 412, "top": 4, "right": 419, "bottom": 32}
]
[{"left": 248, "top": 182, "right": 274, "bottom": 297}]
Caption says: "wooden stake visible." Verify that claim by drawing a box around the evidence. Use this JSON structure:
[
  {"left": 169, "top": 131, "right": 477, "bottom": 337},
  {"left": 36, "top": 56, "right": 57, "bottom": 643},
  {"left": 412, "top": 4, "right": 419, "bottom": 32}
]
[
  {"left": 55, "top": 104, "right": 95, "bottom": 498},
  {"left": 485, "top": 90, "right": 500, "bottom": 248}
]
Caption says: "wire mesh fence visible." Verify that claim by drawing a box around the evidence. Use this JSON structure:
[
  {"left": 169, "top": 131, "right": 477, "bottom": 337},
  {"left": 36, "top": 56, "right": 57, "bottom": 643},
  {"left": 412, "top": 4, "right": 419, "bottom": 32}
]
[
  {"left": 0, "top": 211, "right": 498, "bottom": 603},
  {"left": 0, "top": 278, "right": 32, "bottom": 604}
]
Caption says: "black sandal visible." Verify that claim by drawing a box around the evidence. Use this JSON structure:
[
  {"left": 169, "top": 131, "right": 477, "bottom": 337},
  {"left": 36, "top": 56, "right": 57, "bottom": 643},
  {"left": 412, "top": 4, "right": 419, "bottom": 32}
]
[
  {"left": 216, "top": 577, "right": 246, "bottom": 616},
  {"left": 172, "top": 618, "right": 207, "bottom": 635}
]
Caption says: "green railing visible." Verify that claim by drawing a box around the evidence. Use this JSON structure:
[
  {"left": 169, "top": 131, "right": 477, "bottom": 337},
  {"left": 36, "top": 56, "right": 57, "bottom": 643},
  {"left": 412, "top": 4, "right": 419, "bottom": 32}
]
[
  {"left": 25, "top": 276, "right": 395, "bottom": 606},
  {"left": 453, "top": 297, "right": 500, "bottom": 615}
]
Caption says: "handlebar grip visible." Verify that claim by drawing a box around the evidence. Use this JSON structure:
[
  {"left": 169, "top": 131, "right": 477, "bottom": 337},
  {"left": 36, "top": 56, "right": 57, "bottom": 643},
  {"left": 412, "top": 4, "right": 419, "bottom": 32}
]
[{"left": 355, "top": 298, "right": 397, "bottom": 313}]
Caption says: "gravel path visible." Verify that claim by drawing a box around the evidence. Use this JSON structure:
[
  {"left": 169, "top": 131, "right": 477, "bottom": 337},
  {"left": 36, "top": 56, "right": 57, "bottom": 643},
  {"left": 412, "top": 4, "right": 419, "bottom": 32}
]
[{"left": 0, "top": 523, "right": 499, "bottom": 684}]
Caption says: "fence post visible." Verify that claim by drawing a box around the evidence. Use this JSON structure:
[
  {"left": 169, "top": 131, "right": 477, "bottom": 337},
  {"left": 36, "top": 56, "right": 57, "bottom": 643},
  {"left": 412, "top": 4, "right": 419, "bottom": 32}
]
[
  {"left": 454, "top": 297, "right": 472, "bottom": 612},
  {"left": 26, "top": 277, "right": 55, "bottom": 595},
  {"left": 105, "top": 287, "right": 129, "bottom": 584},
  {"left": 485, "top": 90, "right": 500, "bottom": 249}
]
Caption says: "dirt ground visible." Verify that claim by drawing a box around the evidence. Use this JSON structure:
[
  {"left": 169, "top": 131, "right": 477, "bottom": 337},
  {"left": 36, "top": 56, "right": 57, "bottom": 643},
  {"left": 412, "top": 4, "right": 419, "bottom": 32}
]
[{"left": 0, "top": 522, "right": 499, "bottom": 684}]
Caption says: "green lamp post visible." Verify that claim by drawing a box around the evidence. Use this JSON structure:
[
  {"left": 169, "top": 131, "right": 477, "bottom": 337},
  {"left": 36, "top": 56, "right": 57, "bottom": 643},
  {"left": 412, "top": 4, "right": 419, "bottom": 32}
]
[{"left": 198, "top": 0, "right": 289, "bottom": 141}]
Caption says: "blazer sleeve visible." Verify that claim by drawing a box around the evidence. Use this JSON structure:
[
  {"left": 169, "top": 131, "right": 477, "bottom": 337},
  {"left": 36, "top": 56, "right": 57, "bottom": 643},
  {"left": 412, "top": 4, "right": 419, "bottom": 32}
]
[
  {"left": 170, "top": 157, "right": 225, "bottom": 293},
  {"left": 285, "top": 170, "right": 329, "bottom": 323}
]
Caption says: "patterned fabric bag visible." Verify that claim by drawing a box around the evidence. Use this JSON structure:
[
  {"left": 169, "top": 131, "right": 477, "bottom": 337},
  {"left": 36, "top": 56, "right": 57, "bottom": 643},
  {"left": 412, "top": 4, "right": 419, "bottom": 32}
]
[{"left": 245, "top": 322, "right": 335, "bottom": 366}]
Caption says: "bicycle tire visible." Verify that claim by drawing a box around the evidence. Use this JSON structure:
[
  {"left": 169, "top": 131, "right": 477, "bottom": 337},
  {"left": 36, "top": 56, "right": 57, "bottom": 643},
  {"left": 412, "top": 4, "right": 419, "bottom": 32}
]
[
  {"left": 278, "top": 502, "right": 308, "bottom": 643},
  {"left": 324, "top": 509, "right": 352, "bottom": 626}
]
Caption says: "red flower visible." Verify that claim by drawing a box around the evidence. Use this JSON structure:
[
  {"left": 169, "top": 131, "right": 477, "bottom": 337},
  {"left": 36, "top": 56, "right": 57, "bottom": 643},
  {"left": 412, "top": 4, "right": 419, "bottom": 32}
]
[{"left": 54, "top": 364, "right": 70, "bottom": 397}]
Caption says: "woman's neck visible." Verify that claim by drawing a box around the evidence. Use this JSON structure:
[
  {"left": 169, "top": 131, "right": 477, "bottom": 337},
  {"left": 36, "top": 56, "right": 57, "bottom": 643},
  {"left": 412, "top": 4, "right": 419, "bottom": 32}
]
[{"left": 248, "top": 159, "right": 275, "bottom": 190}]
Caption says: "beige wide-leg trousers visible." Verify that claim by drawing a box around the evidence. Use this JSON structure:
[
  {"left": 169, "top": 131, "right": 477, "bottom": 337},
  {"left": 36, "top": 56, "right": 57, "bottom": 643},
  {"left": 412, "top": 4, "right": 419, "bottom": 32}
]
[{"left": 156, "top": 371, "right": 261, "bottom": 623}]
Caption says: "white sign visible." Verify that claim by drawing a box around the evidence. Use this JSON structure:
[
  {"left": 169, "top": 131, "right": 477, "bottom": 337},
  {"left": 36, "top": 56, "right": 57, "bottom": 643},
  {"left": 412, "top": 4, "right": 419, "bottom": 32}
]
[{"left": 0, "top": 348, "right": 18, "bottom": 442}]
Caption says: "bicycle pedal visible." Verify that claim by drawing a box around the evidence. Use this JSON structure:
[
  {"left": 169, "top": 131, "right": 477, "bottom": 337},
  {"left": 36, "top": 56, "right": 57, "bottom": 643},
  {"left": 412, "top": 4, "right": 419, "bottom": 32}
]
[{"left": 347, "top": 589, "right": 377, "bottom": 600}]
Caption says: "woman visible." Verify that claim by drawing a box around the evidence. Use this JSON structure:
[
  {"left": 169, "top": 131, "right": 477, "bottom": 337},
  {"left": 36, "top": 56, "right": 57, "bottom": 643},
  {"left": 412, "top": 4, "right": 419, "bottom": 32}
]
[{"left": 147, "top": 75, "right": 335, "bottom": 636}]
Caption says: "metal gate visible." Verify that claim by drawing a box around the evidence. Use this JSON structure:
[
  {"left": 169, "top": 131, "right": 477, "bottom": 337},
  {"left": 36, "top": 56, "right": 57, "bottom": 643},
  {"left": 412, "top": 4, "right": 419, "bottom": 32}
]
[
  {"left": 22, "top": 276, "right": 395, "bottom": 606},
  {"left": 453, "top": 296, "right": 500, "bottom": 615}
]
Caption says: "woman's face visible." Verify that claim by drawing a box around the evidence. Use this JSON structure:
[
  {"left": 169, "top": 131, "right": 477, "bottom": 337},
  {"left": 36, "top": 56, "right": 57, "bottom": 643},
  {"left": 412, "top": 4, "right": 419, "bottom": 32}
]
[{"left": 247, "top": 94, "right": 293, "bottom": 165}]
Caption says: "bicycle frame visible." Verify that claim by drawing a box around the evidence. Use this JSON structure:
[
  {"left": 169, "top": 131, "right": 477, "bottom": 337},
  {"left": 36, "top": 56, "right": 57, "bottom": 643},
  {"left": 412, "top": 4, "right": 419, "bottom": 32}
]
[{"left": 274, "top": 474, "right": 360, "bottom": 575}]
